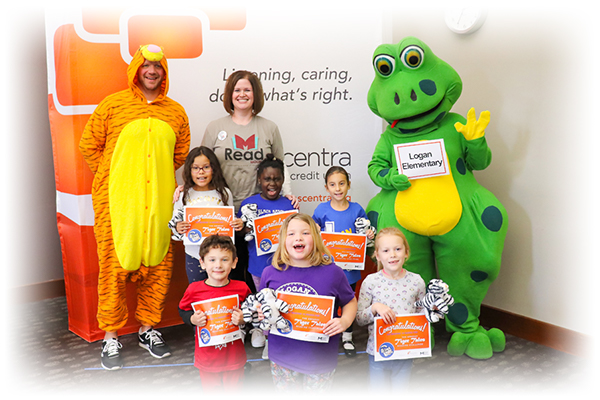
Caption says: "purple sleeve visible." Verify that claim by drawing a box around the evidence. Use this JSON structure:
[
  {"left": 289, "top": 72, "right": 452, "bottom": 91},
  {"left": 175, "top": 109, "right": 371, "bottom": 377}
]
[{"left": 258, "top": 265, "right": 274, "bottom": 291}]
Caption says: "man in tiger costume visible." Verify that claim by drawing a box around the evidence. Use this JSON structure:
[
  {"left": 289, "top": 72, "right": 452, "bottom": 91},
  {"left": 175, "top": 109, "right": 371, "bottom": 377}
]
[{"left": 79, "top": 44, "right": 190, "bottom": 370}]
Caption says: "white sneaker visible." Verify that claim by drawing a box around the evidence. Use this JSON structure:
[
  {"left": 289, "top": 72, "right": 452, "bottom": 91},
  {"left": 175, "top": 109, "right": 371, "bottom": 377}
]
[
  {"left": 262, "top": 339, "right": 269, "bottom": 360},
  {"left": 342, "top": 331, "right": 356, "bottom": 357},
  {"left": 101, "top": 338, "right": 123, "bottom": 371},
  {"left": 250, "top": 328, "right": 266, "bottom": 348}
]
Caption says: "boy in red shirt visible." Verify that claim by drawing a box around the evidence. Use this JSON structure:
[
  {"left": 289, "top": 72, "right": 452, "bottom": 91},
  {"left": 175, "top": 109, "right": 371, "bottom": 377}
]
[{"left": 179, "top": 235, "right": 251, "bottom": 390}]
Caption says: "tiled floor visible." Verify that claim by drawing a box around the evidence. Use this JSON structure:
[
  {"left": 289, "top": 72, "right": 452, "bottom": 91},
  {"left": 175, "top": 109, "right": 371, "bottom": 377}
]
[{"left": 10, "top": 297, "right": 591, "bottom": 397}]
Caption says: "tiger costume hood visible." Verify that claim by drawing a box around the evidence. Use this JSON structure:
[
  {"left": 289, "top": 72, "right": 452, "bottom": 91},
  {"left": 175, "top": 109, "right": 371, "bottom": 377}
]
[{"left": 128, "top": 44, "right": 170, "bottom": 102}]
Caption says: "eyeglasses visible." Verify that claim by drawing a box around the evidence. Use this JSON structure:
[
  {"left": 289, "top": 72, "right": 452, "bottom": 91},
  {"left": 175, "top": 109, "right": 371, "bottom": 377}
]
[{"left": 191, "top": 165, "right": 212, "bottom": 173}]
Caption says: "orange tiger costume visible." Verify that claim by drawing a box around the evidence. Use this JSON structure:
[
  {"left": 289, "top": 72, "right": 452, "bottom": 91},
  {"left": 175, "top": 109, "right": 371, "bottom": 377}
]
[{"left": 80, "top": 45, "right": 190, "bottom": 333}]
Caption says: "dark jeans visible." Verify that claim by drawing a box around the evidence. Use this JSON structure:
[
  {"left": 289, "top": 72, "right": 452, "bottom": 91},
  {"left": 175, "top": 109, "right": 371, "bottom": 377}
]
[
  {"left": 229, "top": 232, "right": 257, "bottom": 293},
  {"left": 185, "top": 254, "right": 207, "bottom": 283}
]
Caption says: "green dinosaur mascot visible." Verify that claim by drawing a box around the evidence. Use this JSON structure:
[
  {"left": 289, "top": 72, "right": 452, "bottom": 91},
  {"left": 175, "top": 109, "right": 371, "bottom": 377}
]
[{"left": 366, "top": 36, "right": 508, "bottom": 359}]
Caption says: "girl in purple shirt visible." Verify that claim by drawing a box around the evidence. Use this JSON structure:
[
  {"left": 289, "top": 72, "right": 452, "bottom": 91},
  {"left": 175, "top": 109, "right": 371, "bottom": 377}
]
[{"left": 259, "top": 213, "right": 357, "bottom": 391}]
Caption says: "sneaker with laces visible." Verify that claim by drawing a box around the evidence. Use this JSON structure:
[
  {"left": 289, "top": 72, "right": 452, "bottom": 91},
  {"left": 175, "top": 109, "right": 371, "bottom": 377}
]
[
  {"left": 250, "top": 328, "right": 266, "bottom": 348},
  {"left": 342, "top": 332, "right": 356, "bottom": 357},
  {"left": 138, "top": 328, "right": 172, "bottom": 359},
  {"left": 101, "top": 338, "right": 123, "bottom": 371}
]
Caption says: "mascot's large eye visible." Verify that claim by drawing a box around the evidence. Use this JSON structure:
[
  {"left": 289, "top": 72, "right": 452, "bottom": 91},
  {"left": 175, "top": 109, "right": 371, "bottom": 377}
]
[
  {"left": 400, "top": 45, "right": 424, "bottom": 69},
  {"left": 373, "top": 54, "right": 395, "bottom": 77}
]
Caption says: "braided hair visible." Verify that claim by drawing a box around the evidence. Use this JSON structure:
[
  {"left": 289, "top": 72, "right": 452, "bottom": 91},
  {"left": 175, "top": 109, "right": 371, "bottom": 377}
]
[{"left": 256, "top": 153, "right": 285, "bottom": 180}]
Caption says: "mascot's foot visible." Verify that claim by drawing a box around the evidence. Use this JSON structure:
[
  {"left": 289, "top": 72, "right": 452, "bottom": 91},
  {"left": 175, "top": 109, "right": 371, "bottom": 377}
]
[{"left": 447, "top": 327, "right": 505, "bottom": 359}]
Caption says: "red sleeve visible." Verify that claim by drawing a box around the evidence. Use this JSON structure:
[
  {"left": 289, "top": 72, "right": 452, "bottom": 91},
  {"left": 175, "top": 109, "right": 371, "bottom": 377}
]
[
  {"left": 238, "top": 282, "right": 252, "bottom": 304},
  {"left": 178, "top": 283, "right": 199, "bottom": 311}
]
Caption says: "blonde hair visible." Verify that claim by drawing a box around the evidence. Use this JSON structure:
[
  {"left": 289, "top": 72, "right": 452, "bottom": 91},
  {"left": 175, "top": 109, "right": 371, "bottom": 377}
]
[
  {"left": 374, "top": 227, "right": 411, "bottom": 271},
  {"left": 271, "top": 213, "right": 332, "bottom": 270}
]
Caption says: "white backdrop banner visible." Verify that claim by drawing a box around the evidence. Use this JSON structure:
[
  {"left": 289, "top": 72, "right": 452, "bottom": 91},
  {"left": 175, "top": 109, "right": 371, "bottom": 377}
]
[
  {"left": 46, "top": 4, "right": 383, "bottom": 216},
  {"left": 45, "top": 3, "right": 383, "bottom": 340},
  {"left": 173, "top": 5, "right": 384, "bottom": 214}
]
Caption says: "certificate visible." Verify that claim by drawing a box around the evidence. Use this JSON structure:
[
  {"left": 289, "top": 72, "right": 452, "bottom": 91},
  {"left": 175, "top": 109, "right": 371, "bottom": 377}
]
[
  {"left": 183, "top": 206, "right": 235, "bottom": 245},
  {"left": 320, "top": 231, "right": 367, "bottom": 270},
  {"left": 374, "top": 314, "right": 431, "bottom": 361},
  {"left": 191, "top": 295, "right": 242, "bottom": 347},
  {"left": 394, "top": 139, "right": 449, "bottom": 179},
  {"left": 270, "top": 292, "right": 335, "bottom": 343},
  {"left": 253, "top": 210, "right": 298, "bottom": 256}
]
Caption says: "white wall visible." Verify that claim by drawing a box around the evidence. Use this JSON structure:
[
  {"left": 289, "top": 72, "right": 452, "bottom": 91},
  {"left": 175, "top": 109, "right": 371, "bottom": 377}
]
[
  {"left": 388, "top": 5, "right": 598, "bottom": 335},
  {"left": 5, "top": 3, "right": 598, "bottom": 337},
  {"left": 5, "top": 7, "right": 64, "bottom": 290}
]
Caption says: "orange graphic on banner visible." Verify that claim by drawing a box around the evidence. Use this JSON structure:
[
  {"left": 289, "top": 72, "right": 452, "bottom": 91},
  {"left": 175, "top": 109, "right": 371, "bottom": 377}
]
[
  {"left": 82, "top": 8, "right": 125, "bottom": 34},
  {"left": 202, "top": 6, "right": 247, "bottom": 30},
  {"left": 54, "top": 24, "right": 128, "bottom": 107},
  {"left": 48, "top": 96, "right": 94, "bottom": 195},
  {"left": 81, "top": 6, "right": 246, "bottom": 35},
  {"left": 128, "top": 16, "right": 203, "bottom": 59}
]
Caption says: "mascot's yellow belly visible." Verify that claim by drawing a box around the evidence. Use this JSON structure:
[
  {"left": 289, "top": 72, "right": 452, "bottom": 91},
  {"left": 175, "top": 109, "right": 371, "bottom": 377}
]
[
  {"left": 109, "top": 118, "right": 176, "bottom": 271},
  {"left": 395, "top": 170, "right": 462, "bottom": 236}
]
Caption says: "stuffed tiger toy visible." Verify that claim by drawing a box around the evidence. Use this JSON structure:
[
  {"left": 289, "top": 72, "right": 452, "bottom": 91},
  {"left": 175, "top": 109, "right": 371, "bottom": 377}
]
[
  {"left": 240, "top": 203, "right": 259, "bottom": 242},
  {"left": 241, "top": 288, "right": 290, "bottom": 331},
  {"left": 354, "top": 217, "right": 376, "bottom": 247},
  {"left": 415, "top": 279, "right": 455, "bottom": 323}
]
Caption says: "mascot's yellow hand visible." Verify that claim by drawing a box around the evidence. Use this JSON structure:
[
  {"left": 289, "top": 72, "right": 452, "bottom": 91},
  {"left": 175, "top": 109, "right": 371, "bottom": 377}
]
[{"left": 454, "top": 108, "right": 490, "bottom": 141}]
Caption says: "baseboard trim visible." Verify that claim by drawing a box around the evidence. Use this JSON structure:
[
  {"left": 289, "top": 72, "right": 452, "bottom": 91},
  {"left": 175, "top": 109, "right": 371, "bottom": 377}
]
[
  {"left": 480, "top": 304, "right": 589, "bottom": 358},
  {"left": 13, "top": 279, "right": 66, "bottom": 304},
  {"left": 14, "top": 279, "right": 589, "bottom": 357}
]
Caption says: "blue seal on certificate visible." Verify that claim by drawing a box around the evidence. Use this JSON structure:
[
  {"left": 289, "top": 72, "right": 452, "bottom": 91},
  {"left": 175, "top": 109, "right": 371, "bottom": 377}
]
[
  {"left": 259, "top": 238, "right": 272, "bottom": 252},
  {"left": 378, "top": 342, "right": 395, "bottom": 358},
  {"left": 276, "top": 319, "right": 293, "bottom": 335},
  {"left": 187, "top": 229, "right": 202, "bottom": 244},
  {"left": 200, "top": 328, "right": 211, "bottom": 345}
]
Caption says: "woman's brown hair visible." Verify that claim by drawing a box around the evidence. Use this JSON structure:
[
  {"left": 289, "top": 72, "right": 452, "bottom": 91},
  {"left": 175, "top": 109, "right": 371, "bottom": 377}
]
[{"left": 222, "top": 70, "right": 265, "bottom": 115}]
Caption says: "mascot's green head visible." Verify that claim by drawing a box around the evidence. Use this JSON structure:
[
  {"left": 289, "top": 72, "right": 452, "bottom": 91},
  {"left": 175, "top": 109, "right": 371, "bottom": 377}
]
[{"left": 368, "top": 36, "right": 462, "bottom": 133}]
